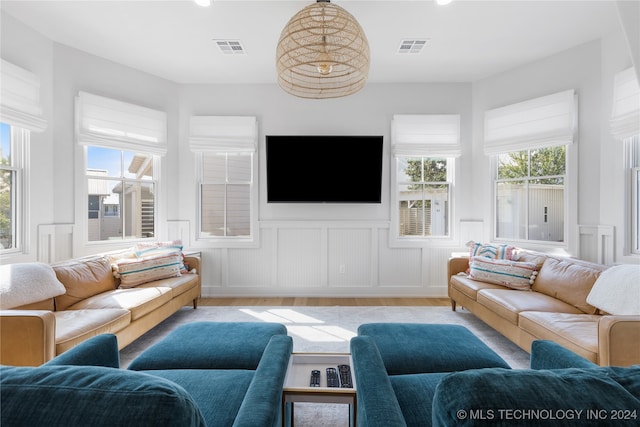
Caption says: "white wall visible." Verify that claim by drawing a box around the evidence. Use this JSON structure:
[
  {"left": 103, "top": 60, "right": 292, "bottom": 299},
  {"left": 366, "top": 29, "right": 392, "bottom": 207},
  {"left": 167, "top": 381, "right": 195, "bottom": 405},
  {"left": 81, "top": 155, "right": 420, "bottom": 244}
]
[{"left": 2, "top": 9, "right": 637, "bottom": 297}]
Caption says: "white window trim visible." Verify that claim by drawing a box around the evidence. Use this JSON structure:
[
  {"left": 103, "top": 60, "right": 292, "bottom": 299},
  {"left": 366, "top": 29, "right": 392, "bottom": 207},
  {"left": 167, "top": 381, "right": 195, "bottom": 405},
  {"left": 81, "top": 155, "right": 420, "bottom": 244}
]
[
  {"left": 491, "top": 143, "right": 578, "bottom": 252},
  {"left": 0, "top": 126, "right": 30, "bottom": 256},
  {"left": 189, "top": 116, "right": 259, "bottom": 248},
  {"left": 390, "top": 156, "right": 458, "bottom": 248},
  {"left": 633, "top": 166, "right": 640, "bottom": 255}
]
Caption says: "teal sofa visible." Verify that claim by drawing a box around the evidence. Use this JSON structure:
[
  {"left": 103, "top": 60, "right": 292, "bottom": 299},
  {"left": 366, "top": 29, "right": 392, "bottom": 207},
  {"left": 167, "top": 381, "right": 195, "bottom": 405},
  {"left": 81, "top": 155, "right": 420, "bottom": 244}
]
[
  {"left": 352, "top": 327, "right": 640, "bottom": 427},
  {"left": 1, "top": 323, "right": 293, "bottom": 427}
]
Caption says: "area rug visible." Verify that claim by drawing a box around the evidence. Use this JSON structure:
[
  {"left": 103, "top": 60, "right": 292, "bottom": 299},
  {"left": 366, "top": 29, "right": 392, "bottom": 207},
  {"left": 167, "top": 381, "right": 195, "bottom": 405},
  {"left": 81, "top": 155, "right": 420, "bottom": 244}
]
[{"left": 119, "top": 306, "right": 530, "bottom": 426}]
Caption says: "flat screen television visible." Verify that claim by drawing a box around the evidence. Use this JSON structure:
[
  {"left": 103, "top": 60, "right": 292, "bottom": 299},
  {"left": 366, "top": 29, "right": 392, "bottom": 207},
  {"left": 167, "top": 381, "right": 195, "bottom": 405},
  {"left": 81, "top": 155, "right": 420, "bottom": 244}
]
[{"left": 266, "top": 135, "right": 383, "bottom": 203}]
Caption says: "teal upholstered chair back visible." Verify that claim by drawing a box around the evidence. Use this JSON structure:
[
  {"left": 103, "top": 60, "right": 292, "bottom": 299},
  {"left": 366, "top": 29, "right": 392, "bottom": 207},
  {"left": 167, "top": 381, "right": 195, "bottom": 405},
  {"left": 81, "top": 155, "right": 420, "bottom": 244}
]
[{"left": 0, "top": 335, "right": 206, "bottom": 427}]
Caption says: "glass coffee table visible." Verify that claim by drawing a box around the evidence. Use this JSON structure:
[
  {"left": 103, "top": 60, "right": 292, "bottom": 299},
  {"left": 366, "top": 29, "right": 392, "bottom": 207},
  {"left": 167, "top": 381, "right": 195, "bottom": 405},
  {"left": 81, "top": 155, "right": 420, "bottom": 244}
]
[{"left": 282, "top": 353, "right": 356, "bottom": 427}]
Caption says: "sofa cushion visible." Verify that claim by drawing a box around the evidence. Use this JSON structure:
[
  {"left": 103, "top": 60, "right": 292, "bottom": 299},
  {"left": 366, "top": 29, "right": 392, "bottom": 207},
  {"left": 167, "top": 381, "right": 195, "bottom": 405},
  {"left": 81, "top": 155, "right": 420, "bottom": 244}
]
[
  {"left": 468, "top": 256, "right": 538, "bottom": 290},
  {"left": 53, "top": 256, "right": 116, "bottom": 311},
  {"left": 136, "top": 273, "right": 199, "bottom": 299},
  {"left": 587, "top": 264, "right": 640, "bottom": 315},
  {"left": 477, "top": 289, "right": 582, "bottom": 325},
  {"left": 54, "top": 309, "right": 131, "bottom": 354},
  {"left": 389, "top": 373, "right": 449, "bottom": 426},
  {"left": 450, "top": 275, "right": 506, "bottom": 300},
  {"left": 533, "top": 256, "right": 605, "bottom": 314},
  {"left": 432, "top": 367, "right": 640, "bottom": 427},
  {"left": 0, "top": 263, "right": 66, "bottom": 309},
  {"left": 148, "top": 369, "right": 254, "bottom": 427},
  {"left": 519, "top": 311, "right": 600, "bottom": 362},
  {"left": 128, "top": 322, "right": 288, "bottom": 371},
  {"left": 356, "top": 323, "right": 510, "bottom": 375},
  {"left": 68, "top": 287, "right": 172, "bottom": 321},
  {"left": 0, "top": 365, "right": 206, "bottom": 427}
]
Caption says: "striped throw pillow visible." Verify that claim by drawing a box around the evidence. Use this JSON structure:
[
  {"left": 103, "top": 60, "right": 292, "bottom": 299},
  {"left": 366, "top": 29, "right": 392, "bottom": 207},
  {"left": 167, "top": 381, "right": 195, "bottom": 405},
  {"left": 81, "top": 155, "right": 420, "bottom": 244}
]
[
  {"left": 468, "top": 256, "right": 538, "bottom": 290},
  {"left": 115, "top": 251, "right": 182, "bottom": 288},
  {"left": 468, "top": 241, "right": 515, "bottom": 260}
]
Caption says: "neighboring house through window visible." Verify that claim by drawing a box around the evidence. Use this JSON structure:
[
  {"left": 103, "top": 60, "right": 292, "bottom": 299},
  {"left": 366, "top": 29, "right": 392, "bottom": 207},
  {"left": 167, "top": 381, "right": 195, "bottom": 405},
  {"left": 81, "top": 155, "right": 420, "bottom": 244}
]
[
  {"left": 190, "top": 116, "right": 258, "bottom": 246},
  {"left": 484, "top": 89, "right": 577, "bottom": 246},
  {"left": 75, "top": 91, "right": 166, "bottom": 244},
  {"left": 391, "top": 114, "right": 461, "bottom": 244},
  {"left": 0, "top": 123, "right": 27, "bottom": 251}
]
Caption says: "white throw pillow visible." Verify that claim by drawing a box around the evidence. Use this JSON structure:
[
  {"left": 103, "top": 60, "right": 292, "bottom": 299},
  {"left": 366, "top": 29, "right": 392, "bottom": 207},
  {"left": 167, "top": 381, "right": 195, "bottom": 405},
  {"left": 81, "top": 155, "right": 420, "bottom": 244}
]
[
  {"left": 0, "top": 262, "right": 67, "bottom": 309},
  {"left": 586, "top": 264, "right": 640, "bottom": 315}
]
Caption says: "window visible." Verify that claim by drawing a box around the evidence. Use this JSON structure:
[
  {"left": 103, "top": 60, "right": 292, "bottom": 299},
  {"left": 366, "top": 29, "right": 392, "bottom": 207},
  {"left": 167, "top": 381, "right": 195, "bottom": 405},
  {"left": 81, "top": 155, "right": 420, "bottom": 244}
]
[
  {"left": 495, "top": 146, "right": 566, "bottom": 242},
  {"left": 629, "top": 136, "right": 640, "bottom": 254},
  {"left": 485, "top": 90, "right": 576, "bottom": 246},
  {"left": 85, "top": 147, "right": 156, "bottom": 241},
  {"left": 0, "top": 123, "right": 27, "bottom": 251},
  {"left": 391, "top": 115, "right": 461, "bottom": 243},
  {"left": 189, "top": 116, "right": 258, "bottom": 244},
  {"left": 397, "top": 156, "right": 451, "bottom": 237},
  {"left": 75, "top": 92, "right": 167, "bottom": 244},
  {"left": 199, "top": 152, "right": 252, "bottom": 238}
]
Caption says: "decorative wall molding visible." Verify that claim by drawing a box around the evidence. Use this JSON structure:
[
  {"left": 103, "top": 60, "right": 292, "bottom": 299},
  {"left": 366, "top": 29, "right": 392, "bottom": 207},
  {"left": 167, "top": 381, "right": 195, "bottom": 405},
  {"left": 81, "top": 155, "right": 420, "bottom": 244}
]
[
  {"left": 578, "top": 224, "right": 615, "bottom": 265},
  {"left": 37, "top": 224, "right": 74, "bottom": 263}
]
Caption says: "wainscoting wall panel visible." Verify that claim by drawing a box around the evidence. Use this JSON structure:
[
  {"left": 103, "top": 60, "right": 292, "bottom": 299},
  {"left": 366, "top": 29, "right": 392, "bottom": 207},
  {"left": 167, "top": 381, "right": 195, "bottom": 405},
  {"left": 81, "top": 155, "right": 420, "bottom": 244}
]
[
  {"left": 227, "top": 228, "right": 274, "bottom": 287},
  {"left": 327, "top": 228, "right": 372, "bottom": 287},
  {"left": 277, "top": 228, "right": 323, "bottom": 288}
]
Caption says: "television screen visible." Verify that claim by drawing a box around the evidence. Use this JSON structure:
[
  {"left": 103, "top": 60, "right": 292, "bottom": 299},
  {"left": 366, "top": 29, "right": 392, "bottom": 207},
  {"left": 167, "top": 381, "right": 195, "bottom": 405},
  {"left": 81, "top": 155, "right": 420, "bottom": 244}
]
[{"left": 266, "top": 135, "right": 383, "bottom": 203}]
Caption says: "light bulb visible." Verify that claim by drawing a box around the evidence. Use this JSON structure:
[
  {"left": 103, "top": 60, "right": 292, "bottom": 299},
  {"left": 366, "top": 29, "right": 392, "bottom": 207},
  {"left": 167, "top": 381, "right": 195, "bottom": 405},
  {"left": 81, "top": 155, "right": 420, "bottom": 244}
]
[{"left": 316, "top": 40, "right": 333, "bottom": 75}]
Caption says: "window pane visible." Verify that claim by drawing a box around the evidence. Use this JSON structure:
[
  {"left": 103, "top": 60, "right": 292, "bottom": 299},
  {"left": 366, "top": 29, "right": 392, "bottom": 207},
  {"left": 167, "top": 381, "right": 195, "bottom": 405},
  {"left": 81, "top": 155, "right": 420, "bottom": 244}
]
[
  {"left": 423, "top": 158, "right": 447, "bottom": 183},
  {"left": 496, "top": 181, "right": 526, "bottom": 240},
  {"left": 1, "top": 123, "right": 10, "bottom": 164},
  {"left": 124, "top": 153, "right": 153, "bottom": 180},
  {"left": 227, "top": 153, "right": 252, "bottom": 182},
  {"left": 201, "top": 184, "right": 225, "bottom": 236},
  {"left": 529, "top": 178, "right": 564, "bottom": 242},
  {"left": 0, "top": 170, "right": 14, "bottom": 249},
  {"left": 397, "top": 157, "right": 421, "bottom": 182},
  {"left": 88, "top": 179, "right": 121, "bottom": 241},
  {"left": 497, "top": 151, "right": 528, "bottom": 179},
  {"left": 530, "top": 146, "right": 565, "bottom": 177},
  {"left": 227, "top": 184, "right": 251, "bottom": 236},
  {"left": 87, "top": 146, "right": 122, "bottom": 177},
  {"left": 202, "top": 153, "right": 226, "bottom": 182}
]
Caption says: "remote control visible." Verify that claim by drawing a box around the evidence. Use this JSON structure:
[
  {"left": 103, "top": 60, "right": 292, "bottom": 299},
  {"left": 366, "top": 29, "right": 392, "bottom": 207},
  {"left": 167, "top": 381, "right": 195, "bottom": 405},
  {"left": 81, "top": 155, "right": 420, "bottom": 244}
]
[
  {"left": 326, "top": 367, "right": 339, "bottom": 387},
  {"left": 310, "top": 370, "right": 321, "bottom": 387},
  {"left": 338, "top": 364, "right": 353, "bottom": 388}
]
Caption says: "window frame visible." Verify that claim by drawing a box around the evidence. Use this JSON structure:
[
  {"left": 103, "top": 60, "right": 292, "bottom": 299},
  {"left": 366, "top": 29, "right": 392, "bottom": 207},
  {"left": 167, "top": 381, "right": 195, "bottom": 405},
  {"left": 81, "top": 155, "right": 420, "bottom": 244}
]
[
  {"left": 78, "top": 145, "right": 161, "bottom": 247},
  {"left": 628, "top": 135, "right": 640, "bottom": 255},
  {"left": 491, "top": 144, "right": 575, "bottom": 248},
  {"left": 195, "top": 150, "right": 259, "bottom": 248},
  {"left": 0, "top": 123, "right": 29, "bottom": 255},
  {"left": 390, "top": 155, "right": 457, "bottom": 248}
]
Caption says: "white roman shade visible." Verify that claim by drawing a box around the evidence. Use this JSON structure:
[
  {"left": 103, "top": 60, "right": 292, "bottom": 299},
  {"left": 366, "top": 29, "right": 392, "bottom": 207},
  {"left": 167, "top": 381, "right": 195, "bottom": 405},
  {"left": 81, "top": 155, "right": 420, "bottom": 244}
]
[
  {"left": 0, "top": 59, "right": 47, "bottom": 132},
  {"left": 484, "top": 89, "right": 577, "bottom": 155},
  {"left": 391, "top": 114, "right": 461, "bottom": 157},
  {"left": 75, "top": 91, "right": 167, "bottom": 155},
  {"left": 189, "top": 116, "right": 258, "bottom": 153},
  {"left": 610, "top": 67, "right": 640, "bottom": 140}
]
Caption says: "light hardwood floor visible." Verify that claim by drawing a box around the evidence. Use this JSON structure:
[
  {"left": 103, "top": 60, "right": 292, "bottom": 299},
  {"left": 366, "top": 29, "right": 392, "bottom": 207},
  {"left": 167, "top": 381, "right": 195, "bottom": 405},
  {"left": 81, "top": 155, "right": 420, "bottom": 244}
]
[{"left": 200, "top": 297, "right": 450, "bottom": 306}]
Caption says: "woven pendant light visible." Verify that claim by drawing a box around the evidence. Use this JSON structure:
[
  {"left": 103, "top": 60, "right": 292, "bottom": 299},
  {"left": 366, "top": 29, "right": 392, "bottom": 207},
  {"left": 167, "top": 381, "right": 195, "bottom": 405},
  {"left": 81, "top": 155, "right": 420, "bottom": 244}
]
[{"left": 276, "top": 0, "right": 370, "bottom": 99}]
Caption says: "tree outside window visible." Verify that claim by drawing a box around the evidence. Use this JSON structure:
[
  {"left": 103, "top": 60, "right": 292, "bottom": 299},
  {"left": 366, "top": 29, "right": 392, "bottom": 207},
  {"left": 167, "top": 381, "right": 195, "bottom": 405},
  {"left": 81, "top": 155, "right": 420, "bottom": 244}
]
[{"left": 397, "top": 156, "right": 450, "bottom": 237}]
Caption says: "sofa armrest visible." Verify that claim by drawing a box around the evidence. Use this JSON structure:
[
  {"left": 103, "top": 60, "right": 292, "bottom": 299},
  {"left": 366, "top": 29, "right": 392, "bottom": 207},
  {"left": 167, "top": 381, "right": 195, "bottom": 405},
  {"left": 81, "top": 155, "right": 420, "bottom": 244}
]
[
  {"left": 598, "top": 315, "right": 640, "bottom": 367},
  {"left": 184, "top": 256, "right": 200, "bottom": 274},
  {"left": 44, "top": 334, "right": 120, "bottom": 368},
  {"left": 350, "top": 336, "right": 407, "bottom": 427},
  {"left": 0, "top": 310, "right": 56, "bottom": 366},
  {"left": 447, "top": 256, "right": 469, "bottom": 280},
  {"left": 233, "top": 335, "right": 293, "bottom": 427},
  {"left": 530, "top": 340, "right": 597, "bottom": 370}
]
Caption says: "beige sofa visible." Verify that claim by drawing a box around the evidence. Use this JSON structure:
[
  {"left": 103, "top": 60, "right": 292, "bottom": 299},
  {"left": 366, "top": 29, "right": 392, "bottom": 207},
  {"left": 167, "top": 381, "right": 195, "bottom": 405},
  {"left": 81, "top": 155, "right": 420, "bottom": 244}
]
[
  {"left": 448, "top": 251, "right": 640, "bottom": 366},
  {"left": 0, "top": 251, "right": 200, "bottom": 366}
]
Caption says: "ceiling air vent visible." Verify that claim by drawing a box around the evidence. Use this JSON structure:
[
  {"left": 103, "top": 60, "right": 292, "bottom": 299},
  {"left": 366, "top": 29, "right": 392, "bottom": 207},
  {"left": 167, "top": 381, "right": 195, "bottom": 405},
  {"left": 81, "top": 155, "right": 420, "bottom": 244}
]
[
  {"left": 397, "top": 39, "right": 429, "bottom": 54},
  {"left": 214, "top": 40, "right": 246, "bottom": 55}
]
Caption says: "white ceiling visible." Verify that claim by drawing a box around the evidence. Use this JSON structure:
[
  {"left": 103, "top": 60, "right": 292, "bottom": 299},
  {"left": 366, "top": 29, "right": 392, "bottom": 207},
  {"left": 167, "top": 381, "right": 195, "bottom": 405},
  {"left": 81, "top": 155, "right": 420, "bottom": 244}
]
[{"left": 1, "top": 0, "right": 623, "bottom": 85}]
